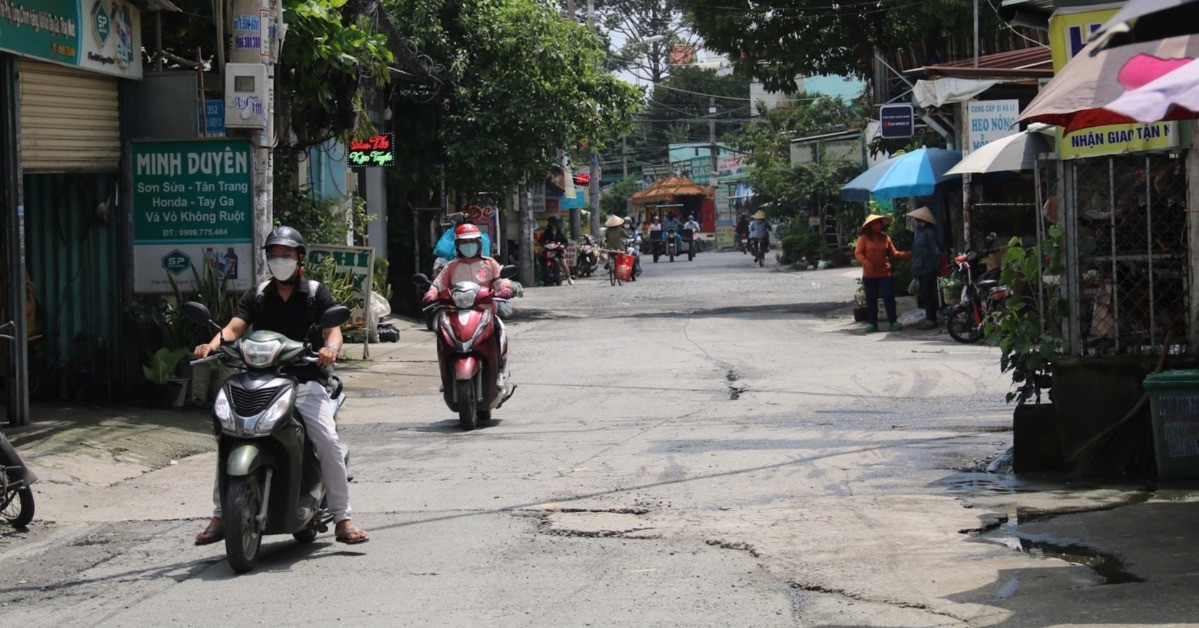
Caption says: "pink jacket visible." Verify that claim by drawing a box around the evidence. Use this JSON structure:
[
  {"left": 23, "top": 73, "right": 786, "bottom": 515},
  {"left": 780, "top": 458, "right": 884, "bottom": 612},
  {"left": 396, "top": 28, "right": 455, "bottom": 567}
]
[{"left": 424, "top": 257, "right": 511, "bottom": 306}]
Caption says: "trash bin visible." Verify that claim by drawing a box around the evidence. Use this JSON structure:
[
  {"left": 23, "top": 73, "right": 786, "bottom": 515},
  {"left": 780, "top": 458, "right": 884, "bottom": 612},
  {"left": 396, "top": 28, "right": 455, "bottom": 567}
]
[{"left": 1143, "top": 369, "right": 1199, "bottom": 478}]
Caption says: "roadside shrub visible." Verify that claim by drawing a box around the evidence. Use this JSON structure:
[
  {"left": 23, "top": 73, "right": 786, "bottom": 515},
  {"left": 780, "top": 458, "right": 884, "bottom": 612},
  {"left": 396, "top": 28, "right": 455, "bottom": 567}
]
[{"left": 779, "top": 229, "right": 826, "bottom": 266}]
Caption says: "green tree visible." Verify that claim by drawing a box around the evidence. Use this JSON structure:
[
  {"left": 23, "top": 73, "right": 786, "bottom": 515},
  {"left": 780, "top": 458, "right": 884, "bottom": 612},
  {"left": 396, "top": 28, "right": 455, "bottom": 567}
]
[
  {"left": 677, "top": 0, "right": 1007, "bottom": 91},
  {"left": 591, "top": 0, "right": 699, "bottom": 86},
  {"left": 384, "top": 0, "right": 641, "bottom": 196},
  {"left": 600, "top": 176, "right": 642, "bottom": 219},
  {"left": 155, "top": 1, "right": 394, "bottom": 150},
  {"left": 733, "top": 95, "right": 861, "bottom": 219}
]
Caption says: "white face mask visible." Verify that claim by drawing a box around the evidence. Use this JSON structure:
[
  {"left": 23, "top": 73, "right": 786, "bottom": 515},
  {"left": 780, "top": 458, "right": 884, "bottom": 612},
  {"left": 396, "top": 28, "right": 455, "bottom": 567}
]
[
  {"left": 268, "top": 258, "right": 298, "bottom": 280},
  {"left": 458, "top": 242, "right": 480, "bottom": 258}
]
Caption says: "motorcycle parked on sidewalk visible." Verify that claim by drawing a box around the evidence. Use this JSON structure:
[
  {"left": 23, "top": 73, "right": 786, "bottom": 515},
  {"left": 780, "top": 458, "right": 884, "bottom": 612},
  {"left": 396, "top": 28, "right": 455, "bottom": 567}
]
[
  {"left": 946, "top": 248, "right": 1006, "bottom": 343},
  {"left": 416, "top": 265, "right": 518, "bottom": 430},
  {"left": 0, "top": 321, "right": 37, "bottom": 529},
  {"left": 541, "top": 241, "right": 563, "bottom": 286},
  {"left": 184, "top": 301, "right": 351, "bottom": 573},
  {"left": 575, "top": 235, "right": 599, "bottom": 278}
]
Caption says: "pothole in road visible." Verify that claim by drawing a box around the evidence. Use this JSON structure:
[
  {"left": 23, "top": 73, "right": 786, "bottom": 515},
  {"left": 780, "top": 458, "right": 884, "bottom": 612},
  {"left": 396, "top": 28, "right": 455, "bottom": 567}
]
[
  {"left": 535, "top": 506, "right": 659, "bottom": 539},
  {"left": 726, "top": 369, "right": 746, "bottom": 400},
  {"left": 967, "top": 515, "right": 1145, "bottom": 585}
]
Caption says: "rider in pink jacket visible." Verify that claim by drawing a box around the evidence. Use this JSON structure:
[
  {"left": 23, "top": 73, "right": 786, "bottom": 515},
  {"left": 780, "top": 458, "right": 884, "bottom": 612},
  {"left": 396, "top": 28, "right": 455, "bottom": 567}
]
[{"left": 423, "top": 224, "right": 513, "bottom": 309}]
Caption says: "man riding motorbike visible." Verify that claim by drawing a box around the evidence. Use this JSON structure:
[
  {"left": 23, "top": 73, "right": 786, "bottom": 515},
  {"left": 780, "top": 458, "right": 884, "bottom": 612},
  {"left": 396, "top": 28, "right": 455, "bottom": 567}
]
[
  {"left": 192, "top": 226, "right": 368, "bottom": 546},
  {"left": 662, "top": 212, "right": 683, "bottom": 252},
  {"left": 683, "top": 214, "right": 702, "bottom": 253},
  {"left": 734, "top": 213, "right": 750, "bottom": 253},
  {"left": 422, "top": 224, "right": 514, "bottom": 389}
]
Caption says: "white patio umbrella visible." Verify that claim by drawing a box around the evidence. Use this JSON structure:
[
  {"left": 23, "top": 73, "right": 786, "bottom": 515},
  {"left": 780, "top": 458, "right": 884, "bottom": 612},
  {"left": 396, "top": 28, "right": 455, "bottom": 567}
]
[{"left": 945, "top": 125, "right": 1054, "bottom": 175}]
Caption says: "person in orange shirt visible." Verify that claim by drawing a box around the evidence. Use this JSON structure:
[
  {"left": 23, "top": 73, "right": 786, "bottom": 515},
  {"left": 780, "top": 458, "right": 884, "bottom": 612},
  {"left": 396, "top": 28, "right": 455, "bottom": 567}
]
[{"left": 855, "top": 214, "right": 911, "bottom": 333}]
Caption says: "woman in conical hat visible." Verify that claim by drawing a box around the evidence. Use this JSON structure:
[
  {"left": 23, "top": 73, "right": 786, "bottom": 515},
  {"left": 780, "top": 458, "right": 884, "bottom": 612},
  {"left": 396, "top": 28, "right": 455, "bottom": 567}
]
[
  {"left": 905, "top": 207, "right": 940, "bottom": 330},
  {"left": 604, "top": 215, "right": 624, "bottom": 228},
  {"left": 855, "top": 214, "right": 910, "bottom": 333}
]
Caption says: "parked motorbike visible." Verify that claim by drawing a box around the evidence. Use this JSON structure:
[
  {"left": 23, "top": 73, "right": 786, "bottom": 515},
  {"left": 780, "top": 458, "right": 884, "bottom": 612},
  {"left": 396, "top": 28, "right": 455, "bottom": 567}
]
[
  {"left": 0, "top": 321, "right": 37, "bottom": 529},
  {"left": 184, "top": 301, "right": 351, "bottom": 573},
  {"left": 576, "top": 235, "right": 599, "bottom": 278},
  {"left": 416, "top": 265, "right": 518, "bottom": 430},
  {"left": 946, "top": 248, "right": 1006, "bottom": 343},
  {"left": 542, "top": 241, "right": 563, "bottom": 286}
]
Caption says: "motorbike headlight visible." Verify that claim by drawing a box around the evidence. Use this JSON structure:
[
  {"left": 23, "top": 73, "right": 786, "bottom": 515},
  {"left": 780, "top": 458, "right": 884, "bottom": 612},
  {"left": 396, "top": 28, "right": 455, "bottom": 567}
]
[
  {"left": 241, "top": 338, "right": 283, "bottom": 368},
  {"left": 251, "top": 390, "right": 294, "bottom": 435},
  {"left": 452, "top": 289, "right": 477, "bottom": 310},
  {"left": 213, "top": 388, "right": 235, "bottom": 431}
]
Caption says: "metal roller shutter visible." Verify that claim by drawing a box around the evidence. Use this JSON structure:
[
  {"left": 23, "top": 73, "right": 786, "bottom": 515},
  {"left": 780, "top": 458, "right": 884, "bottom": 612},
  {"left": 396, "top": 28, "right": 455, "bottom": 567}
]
[{"left": 19, "top": 60, "right": 120, "bottom": 173}]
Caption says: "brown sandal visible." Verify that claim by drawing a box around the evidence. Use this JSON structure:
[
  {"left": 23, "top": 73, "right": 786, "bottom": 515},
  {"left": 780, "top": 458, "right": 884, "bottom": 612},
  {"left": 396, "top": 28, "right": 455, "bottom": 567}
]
[
  {"left": 194, "top": 523, "right": 224, "bottom": 546},
  {"left": 335, "top": 523, "right": 369, "bottom": 545}
]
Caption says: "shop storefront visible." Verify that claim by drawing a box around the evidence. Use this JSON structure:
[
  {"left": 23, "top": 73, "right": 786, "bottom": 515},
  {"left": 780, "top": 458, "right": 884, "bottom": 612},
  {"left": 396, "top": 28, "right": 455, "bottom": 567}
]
[{"left": 2, "top": 0, "right": 144, "bottom": 424}]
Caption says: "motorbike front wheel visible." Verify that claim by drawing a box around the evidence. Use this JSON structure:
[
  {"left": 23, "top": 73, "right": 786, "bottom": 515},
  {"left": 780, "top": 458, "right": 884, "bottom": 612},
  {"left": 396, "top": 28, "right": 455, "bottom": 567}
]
[
  {"left": 946, "top": 305, "right": 984, "bottom": 343},
  {"left": 223, "top": 475, "right": 264, "bottom": 573},
  {"left": 1, "top": 485, "right": 35, "bottom": 528},
  {"left": 457, "top": 380, "right": 478, "bottom": 431}
]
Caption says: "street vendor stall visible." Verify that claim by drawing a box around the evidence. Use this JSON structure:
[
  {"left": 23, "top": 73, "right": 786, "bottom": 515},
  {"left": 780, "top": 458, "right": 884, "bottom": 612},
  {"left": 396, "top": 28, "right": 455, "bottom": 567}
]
[{"left": 630, "top": 177, "right": 715, "bottom": 260}]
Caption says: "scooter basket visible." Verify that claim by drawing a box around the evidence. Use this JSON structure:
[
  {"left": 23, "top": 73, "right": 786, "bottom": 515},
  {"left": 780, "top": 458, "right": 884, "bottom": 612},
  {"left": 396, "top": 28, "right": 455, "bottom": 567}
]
[{"left": 614, "top": 253, "right": 635, "bottom": 282}]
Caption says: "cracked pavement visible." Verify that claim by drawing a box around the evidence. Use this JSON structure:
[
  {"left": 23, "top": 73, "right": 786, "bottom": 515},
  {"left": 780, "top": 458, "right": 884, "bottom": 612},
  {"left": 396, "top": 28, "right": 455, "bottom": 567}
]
[{"left": 3, "top": 251, "right": 1199, "bottom": 626}]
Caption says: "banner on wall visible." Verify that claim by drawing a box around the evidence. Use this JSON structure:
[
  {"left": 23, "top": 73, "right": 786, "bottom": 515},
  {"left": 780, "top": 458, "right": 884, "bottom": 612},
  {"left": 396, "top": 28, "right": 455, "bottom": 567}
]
[
  {"left": 131, "top": 139, "right": 253, "bottom": 293},
  {"left": 0, "top": 0, "right": 143, "bottom": 79},
  {"left": 1049, "top": 7, "right": 1180, "bottom": 159}
]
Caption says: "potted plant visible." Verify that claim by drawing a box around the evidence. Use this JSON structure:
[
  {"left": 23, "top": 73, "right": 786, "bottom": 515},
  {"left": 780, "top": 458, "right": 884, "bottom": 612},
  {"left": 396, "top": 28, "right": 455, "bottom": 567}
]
[
  {"left": 166, "top": 264, "right": 243, "bottom": 404},
  {"left": 143, "top": 347, "right": 193, "bottom": 407},
  {"left": 984, "top": 226, "right": 1065, "bottom": 471}
]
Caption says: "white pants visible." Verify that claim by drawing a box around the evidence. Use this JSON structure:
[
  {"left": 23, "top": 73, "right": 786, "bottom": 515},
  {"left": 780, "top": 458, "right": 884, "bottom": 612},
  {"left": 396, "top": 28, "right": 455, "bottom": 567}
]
[{"left": 213, "top": 380, "right": 352, "bottom": 523}]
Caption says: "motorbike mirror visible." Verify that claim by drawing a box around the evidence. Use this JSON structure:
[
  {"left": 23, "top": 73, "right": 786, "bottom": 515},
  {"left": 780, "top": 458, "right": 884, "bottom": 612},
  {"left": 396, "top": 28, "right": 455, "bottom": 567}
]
[
  {"left": 499, "top": 265, "right": 518, "bottom": 279},
  {"left": 183, "top": 301, "right": 214, "bottom": 326},
  {"left": 320, "top": 305, "right": 352, "bottom": 328},
  {"left": 440, "top": 211, "right": 466, "bottom": 226},
  {"left": 412, "top": 273, "right": 432, "bottom": 287}
]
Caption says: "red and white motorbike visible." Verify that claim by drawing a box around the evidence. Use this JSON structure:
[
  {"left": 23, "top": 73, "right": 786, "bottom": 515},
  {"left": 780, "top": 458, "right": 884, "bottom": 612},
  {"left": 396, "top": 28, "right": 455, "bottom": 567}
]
[{"left": 416, "top": 266, "right": 518, "bottom": 430}]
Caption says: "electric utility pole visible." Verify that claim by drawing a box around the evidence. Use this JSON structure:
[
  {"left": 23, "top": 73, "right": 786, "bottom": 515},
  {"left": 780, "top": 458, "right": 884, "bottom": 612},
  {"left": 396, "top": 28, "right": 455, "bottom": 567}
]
[
  {"left": 230, "top": 0, "right": 278, "bottom": 280},
  {"left": 586, "top": 0, "right": 601, "bottom": 237}
]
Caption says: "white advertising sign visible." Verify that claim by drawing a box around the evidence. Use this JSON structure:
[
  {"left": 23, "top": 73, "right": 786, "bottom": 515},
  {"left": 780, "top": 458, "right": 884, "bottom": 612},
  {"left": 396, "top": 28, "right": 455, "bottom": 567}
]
[{"left": 965, "top": 100, "right": 1020, "bottom": 154}]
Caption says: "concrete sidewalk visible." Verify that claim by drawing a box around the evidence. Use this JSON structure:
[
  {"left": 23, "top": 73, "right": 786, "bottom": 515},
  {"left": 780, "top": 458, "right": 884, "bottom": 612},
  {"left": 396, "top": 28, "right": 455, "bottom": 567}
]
[{"left": 4, "top": 315, "right": 428, "bottom": 495}]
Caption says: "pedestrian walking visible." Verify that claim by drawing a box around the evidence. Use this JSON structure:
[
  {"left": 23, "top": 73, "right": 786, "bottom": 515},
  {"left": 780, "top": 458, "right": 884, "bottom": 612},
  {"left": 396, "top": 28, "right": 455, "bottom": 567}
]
[
  {"left": 907, "top": 206, "right": 940, "bottom": 330},
  {"left": 854, "top": 214, "right": 910, "bottom": 333}
]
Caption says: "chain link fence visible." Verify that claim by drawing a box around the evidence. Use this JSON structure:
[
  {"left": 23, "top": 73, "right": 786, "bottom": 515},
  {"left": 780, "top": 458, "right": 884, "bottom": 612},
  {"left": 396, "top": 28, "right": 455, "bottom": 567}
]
[{"left": 1065, "top": 153, "right": 1189, "bottom": 356}]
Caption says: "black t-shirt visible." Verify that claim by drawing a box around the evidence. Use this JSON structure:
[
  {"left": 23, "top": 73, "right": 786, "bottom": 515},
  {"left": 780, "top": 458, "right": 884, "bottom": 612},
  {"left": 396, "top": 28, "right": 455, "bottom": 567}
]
[{"left": 233, "top": 278, "right": 336, "bottom": 378}]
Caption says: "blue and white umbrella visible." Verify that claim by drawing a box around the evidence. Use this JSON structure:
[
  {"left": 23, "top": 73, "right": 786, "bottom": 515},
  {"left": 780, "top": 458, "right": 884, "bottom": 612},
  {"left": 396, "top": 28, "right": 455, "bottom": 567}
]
[{"left": 841, "top": 147, "right": 963, "bottom": 201}]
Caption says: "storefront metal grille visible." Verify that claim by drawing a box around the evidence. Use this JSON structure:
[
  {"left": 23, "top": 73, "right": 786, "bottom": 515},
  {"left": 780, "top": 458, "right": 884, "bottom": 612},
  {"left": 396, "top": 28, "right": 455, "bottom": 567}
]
[{"left": 1064, "top": 154, "right": 1189, "bottom": 357}]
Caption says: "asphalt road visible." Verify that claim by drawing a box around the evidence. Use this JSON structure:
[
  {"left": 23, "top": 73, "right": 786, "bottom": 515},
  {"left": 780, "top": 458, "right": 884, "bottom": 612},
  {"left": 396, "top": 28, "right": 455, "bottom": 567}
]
[{"left": 4, "top": 251, "right": 1195, "bottom": 626}]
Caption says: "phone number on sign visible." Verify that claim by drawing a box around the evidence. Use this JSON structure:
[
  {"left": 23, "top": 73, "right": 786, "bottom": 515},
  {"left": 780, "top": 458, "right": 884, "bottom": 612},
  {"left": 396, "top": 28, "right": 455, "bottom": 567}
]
[{"left": 161, "top": 228, "right": 230, "bottom": 238}]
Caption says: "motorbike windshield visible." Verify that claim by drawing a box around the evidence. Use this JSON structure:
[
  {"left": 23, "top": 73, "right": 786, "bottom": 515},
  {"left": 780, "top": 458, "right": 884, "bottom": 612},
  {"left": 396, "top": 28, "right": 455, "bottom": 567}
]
[{"left": 451, "top": 282, "right": 482, "bottom": 309}]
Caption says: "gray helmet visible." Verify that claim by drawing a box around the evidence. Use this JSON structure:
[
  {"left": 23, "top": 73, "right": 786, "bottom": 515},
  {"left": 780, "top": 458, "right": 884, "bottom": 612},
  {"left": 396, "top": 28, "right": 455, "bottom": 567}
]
[{"left": 263, "top": 225, "right": 306, "bottom": 255}]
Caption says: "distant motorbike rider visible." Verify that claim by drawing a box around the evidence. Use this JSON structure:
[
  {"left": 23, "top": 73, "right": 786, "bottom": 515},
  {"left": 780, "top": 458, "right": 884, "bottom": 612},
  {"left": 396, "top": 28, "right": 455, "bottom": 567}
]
[
  {"left": 192, "top": 225, "right": 367, "bottom": 546},
  {"left": 624, "top": 217, "right": 643, "bottom": 279},
  {"left": 538, "top": 217, "right": 573, "bottom": 285},
  {"left": 662, "top": 212, "right": 683, "bottom": 250},
  {"left": 748, "top": 210, "right": 772, "bottom": 256},
  {"left": 734, "top": 213, "right": 750, "bottom": 253},
  {"left": 422, "top": 224, "right": 514, "bottom": 387},
  {"left": 683, "top": 214, "right": 702, "bottom": 252}
]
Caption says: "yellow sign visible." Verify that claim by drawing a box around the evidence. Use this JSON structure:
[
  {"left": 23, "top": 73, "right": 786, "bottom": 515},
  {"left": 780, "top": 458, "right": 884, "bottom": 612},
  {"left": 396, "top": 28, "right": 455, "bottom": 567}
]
[{"left": 1049, "top": 7, "right": 1181, "bottom": 159}]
